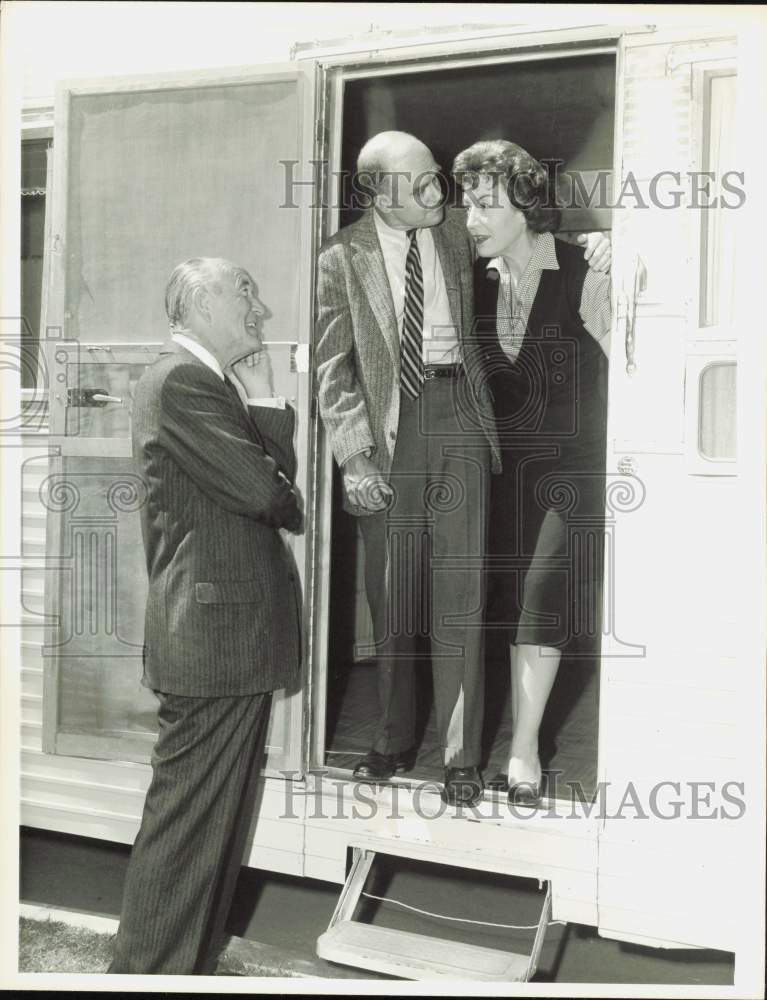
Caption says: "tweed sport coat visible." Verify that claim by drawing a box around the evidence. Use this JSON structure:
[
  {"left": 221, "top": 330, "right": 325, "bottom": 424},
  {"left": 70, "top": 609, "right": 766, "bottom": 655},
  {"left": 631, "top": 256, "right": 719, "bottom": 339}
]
[
  {"left": 131, "top": 340, "right": 302, "bottom": 697},
  {"left": 315, "top": 210, "right": 501, "bottom": 510}
]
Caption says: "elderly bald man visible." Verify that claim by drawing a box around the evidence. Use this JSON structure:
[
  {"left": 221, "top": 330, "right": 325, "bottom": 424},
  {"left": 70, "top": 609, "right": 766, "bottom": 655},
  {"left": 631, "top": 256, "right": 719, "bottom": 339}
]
[
  {"left": 316, "top": 132, "right": 610, "bottom": 807},
  {"left": 108, "top": 258, "right": 302, "bottom": 975}
]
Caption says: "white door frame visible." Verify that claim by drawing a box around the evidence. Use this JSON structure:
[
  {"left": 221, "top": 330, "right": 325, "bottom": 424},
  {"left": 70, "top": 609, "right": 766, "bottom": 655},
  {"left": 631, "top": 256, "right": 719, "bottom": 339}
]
[{"left": 303, "top": 25, "right": 627, "bottom": 782}]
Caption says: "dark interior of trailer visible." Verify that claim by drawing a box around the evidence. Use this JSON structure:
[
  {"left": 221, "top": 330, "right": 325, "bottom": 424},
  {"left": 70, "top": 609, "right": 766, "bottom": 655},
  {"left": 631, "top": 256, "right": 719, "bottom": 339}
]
[{"left": 323, "top": 51, "right": 616, "bottom": 802}]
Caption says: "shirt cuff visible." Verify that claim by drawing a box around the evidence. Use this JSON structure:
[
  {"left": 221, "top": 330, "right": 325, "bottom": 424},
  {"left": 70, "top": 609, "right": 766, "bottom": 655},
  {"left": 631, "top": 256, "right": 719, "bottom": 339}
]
[
  {"left": 343, "top": 446, "right": 373, "bottom": 466},
  {"left": 580, "top": 268, "right": 612, "bottom": 344},
  {"left": 247, "top": 396, "right": 286, "bottom": 409}
]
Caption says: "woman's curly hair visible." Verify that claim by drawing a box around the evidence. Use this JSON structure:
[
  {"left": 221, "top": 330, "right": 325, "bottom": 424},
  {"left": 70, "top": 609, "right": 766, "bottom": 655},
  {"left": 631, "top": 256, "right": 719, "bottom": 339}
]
[{"left": 452, "top": 139, "right": 561, "bottom": 234}]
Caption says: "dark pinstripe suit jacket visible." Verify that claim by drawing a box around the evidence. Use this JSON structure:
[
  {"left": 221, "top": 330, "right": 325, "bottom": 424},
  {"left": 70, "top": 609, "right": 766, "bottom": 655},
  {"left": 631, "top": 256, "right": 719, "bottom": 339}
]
[{"left": 131, "top": 340, "right": 302, "bottom": 697}]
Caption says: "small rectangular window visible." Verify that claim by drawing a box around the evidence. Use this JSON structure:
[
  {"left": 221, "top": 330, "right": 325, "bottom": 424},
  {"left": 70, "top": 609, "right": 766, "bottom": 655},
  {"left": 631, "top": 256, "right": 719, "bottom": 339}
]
[
  {"left": 700, "top": 72, "right": 737, "bottom": 329},
  {"left": 21, "top": 138, "right": 50, "bottom": 389},
  {"left": 698, "top": 361, "right": 736, "bottom": 460}
]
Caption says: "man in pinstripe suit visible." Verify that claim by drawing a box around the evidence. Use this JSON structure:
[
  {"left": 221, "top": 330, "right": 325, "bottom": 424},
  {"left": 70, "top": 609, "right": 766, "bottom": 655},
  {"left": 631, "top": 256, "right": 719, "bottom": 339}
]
[
  {"left": 108, "top": 258, "right": 302, "bottom": 975},
  {"left": 316, "top": 132, "right": 500, "bottom": 807}
]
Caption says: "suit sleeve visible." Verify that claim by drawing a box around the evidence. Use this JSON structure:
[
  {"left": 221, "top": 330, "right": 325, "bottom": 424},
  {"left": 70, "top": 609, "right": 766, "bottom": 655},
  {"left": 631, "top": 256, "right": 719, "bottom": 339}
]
[
  {"left": 247, "top": 402, "right": 298, "bottom": 483},
  {"left": 159, "top": 366, "right": 301, "bottom": 529},
  {"left": 314, "top": 243, "right": 376, "bottom": 468}
]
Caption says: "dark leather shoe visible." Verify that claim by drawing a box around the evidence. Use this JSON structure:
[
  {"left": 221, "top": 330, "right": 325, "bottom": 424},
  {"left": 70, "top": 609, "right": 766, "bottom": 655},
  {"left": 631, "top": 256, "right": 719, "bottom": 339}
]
[
  {"left": 352, "top": 748, "right": 416, "bottom": 781},
  {"left": 441, "top": 766, "right": 484, "bottom": 807}
]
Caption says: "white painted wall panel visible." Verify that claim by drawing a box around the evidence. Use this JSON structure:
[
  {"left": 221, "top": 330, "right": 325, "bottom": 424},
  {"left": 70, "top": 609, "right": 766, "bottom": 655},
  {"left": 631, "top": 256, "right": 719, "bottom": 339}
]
[{"left": 597, "top": 29, "right": 743, "bottom": 953}]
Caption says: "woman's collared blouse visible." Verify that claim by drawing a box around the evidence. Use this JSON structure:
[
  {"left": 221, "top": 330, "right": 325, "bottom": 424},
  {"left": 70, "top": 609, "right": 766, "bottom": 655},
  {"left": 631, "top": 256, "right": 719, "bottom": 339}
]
[{"left": 486, "top": 232, "right": 611, "bottom": 363}]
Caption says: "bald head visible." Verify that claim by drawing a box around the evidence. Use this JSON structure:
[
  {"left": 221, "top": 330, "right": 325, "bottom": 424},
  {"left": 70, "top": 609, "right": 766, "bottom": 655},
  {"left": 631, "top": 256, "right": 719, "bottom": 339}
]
[
  {"left": 357, "top": 131, "right": 432, "bottom": 180},
  {"left": 356, "top": 131, "right": 445, "bottom": 230}
]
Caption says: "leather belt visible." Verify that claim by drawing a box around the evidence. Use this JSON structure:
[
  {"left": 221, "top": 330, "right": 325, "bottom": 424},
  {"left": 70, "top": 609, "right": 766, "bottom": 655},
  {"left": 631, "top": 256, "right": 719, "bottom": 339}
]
[{"left": 422, "top": 363, "right": 463, "bottom": 381}]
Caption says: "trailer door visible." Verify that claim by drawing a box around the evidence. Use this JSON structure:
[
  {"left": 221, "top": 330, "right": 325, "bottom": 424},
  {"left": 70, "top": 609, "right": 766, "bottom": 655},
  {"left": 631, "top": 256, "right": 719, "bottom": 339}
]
[
  {"left": 41, "top": 63, "right": 316, "bottom": 776},
  {"left": 597, "top": 31, "right": 744, "bottom": 951}
]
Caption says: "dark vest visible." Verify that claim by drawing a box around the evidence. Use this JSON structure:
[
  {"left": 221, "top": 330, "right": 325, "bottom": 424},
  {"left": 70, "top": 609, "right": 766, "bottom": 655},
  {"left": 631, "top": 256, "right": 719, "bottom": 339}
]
[{"left": 473, "top": 237, "right": 607, "bottom": 445}]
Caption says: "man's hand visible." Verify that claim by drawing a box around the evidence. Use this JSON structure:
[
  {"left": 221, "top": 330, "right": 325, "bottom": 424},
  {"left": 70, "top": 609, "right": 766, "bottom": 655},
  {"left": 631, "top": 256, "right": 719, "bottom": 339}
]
[
  {"left": 343, "top": 453, "right": 393, "bottom": 512},
  {"left": 577, "top": 232, "right": 612, "bottom": 273},
  {"left": 280, "top": 493, "right": 304, "bottom": 534},
  {"left": 228, "top": 350, "right": 274, "bottom": 402}
]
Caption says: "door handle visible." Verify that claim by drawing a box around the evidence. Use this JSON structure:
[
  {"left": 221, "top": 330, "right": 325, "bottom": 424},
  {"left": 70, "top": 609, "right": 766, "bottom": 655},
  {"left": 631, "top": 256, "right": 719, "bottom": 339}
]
[
  {"left": 67, "top": 388, "right": 123, "bottom": 407},
  {"left": 623, "top": 254, "right": 647, "bottom": 376}
]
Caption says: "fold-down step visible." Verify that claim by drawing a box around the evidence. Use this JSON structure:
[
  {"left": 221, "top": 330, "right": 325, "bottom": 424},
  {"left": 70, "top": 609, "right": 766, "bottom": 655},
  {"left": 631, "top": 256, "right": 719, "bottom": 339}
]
[{"left": 316, "top": 847, "right": 553, "bottom": 981}]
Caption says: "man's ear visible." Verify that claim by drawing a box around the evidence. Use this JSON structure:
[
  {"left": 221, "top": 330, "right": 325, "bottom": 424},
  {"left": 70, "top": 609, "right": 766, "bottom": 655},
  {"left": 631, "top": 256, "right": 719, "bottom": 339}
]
[
  {"left": 192, "top": 286, "right": 213, "bottom": 327},
  {"left": 374, "top": 173, "right": 397, "bottom": 214},
  {"left": 374, "top": 189, "right": 391, "bottom": 214}
]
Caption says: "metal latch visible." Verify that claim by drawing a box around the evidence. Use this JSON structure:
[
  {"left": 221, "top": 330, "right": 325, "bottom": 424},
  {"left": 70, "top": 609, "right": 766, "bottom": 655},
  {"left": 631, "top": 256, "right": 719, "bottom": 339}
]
[{"left": 67, "top": 388, "right": 123, "bottom": 407}]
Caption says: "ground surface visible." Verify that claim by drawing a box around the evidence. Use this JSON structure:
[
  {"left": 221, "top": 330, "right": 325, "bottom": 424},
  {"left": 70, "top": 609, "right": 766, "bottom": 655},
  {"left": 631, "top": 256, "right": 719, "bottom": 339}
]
[{"left": 19, "top": 827, "right": 734, "bottom": 986}]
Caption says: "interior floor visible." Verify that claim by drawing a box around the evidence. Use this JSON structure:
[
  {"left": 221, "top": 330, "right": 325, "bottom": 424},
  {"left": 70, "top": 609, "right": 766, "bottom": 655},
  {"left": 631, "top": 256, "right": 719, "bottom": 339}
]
[{"left": 324, "top": 651, "right": 598, "bottom": 802}]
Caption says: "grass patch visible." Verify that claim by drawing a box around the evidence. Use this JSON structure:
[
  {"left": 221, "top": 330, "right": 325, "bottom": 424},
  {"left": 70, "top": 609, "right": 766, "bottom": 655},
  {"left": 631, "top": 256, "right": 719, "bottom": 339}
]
[
  {"left": 18, "top": 916, "right": 294, "bottom": 976},
  {"left": 19, "top": 917, "right": 114, "bottom": 973}
]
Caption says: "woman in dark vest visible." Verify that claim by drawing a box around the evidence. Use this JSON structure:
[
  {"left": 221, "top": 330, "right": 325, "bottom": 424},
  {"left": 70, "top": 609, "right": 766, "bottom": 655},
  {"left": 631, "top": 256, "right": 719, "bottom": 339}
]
[{"left": 452, "top": 140, "right": 611, "bottom": 805}]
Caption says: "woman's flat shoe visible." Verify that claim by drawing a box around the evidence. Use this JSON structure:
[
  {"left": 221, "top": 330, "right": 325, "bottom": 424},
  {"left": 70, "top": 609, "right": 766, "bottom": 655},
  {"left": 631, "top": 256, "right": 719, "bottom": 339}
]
[
  {"left": 506, "top": 758, "right": 544, "bottom": 807},
  {"left": 507, "top": 780, "right": 542, "bottom": 807},
  {"left": 487, "top": 773, "right": 543, "bottom": 804}
]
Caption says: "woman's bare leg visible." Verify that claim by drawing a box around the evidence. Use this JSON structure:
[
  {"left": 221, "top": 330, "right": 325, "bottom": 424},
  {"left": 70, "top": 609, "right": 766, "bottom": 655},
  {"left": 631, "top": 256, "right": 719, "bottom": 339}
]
[{"left": 508, "top": 643, "right": 561, "bottom": 786}]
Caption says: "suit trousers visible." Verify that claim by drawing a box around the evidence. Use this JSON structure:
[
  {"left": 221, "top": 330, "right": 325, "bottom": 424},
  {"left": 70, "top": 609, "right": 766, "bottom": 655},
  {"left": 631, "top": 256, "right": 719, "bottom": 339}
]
[
  {"left": 359, "top": 376, "right": 490, "bottom": 767},
  {"left": 108, "top": 689, "right": 272, "bottom": 975}
]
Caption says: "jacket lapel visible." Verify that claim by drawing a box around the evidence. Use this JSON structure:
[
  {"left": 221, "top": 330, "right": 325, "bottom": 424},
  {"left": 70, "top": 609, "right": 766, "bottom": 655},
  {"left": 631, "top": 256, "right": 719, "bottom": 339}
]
[
  {"left": 432, "top": 222, "right": 462, "bottom": 334},
  {"left": 350, "top": 213, "right": 400, "bottom": 368}
]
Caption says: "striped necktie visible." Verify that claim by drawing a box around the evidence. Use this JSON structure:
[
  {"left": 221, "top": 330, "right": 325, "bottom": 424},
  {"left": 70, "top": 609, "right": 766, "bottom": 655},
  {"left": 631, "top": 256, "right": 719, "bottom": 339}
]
[{"left": 400, "top": 228, "right": 424, "bottom": 400}]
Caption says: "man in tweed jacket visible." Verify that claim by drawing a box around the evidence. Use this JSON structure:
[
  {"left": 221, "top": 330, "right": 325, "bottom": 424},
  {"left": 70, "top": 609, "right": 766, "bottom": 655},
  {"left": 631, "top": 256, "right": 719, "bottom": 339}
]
[
  {"left": 316, "top": 132, "right": 500, "bottom": 807},
  {"left": 109, "top": 258, "right": 301, "bottom": 975}
]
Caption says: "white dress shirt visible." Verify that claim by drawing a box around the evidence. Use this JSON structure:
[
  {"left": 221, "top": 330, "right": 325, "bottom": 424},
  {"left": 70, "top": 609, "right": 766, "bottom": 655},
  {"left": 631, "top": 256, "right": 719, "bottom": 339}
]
[
  {"left": 171, "top": 332, "right": 284, "bottom": 408},
  {"left": 373, "top": 212, "right": 460, "bottom": 366}
]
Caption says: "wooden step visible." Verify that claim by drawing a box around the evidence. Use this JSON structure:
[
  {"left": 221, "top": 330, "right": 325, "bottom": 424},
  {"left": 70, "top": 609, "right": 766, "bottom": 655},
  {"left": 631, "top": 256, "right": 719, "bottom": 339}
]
[
  {"left": 317, "top": 921, "right": 531, "bottom": 981},
  {"left": 316, "top": 847, "right": 553, "bottom": 981}
]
